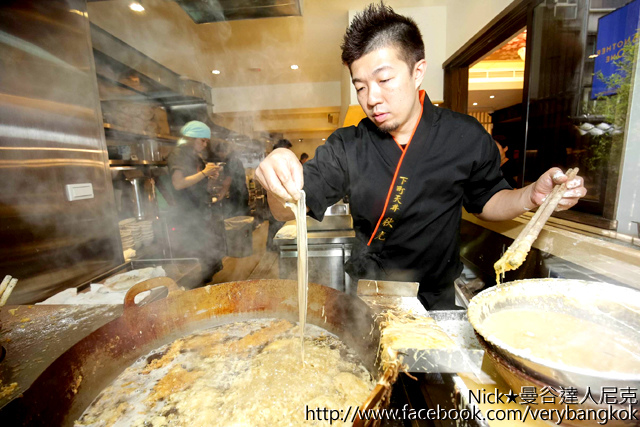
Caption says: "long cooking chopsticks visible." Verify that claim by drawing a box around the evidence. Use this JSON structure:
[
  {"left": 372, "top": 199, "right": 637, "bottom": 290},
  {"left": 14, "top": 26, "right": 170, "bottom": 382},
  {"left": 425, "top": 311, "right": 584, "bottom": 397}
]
[
  {"left": 494, "top": 168, "right": 579, "bottom": 281},
  {"left": 0, "top": 275, "right": 18, "bottom": 306}
]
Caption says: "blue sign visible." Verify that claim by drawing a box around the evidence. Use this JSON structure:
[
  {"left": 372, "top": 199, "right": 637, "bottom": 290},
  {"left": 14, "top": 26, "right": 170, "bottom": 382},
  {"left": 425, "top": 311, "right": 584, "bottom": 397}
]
[{"left": 592, "top": 0, "right": 640, "bottom": 98}]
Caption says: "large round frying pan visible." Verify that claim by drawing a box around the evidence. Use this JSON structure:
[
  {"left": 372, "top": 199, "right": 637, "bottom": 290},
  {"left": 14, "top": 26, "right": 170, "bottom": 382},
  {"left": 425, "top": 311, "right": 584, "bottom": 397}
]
[
  {"left": 1, "top": 279, "right": 382, "bottom": 426},
  {"left": 468, "top": 279, "right": 640, "bottom": 394}
]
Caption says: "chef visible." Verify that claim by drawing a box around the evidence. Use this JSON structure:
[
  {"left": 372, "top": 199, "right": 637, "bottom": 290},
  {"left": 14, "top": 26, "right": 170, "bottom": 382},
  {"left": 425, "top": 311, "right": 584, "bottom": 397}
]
[
  {"left": 255, "top": 4, "right": 587, "bottom": 309},
  {"left": 168, "top": 120, "right": 227, "bottom": 284}
]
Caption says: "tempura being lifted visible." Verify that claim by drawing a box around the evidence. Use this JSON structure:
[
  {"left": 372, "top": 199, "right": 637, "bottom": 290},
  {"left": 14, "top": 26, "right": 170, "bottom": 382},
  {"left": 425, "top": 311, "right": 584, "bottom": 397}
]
[{"left": 494, "top": 168, "right": 579, "bottom": 283}]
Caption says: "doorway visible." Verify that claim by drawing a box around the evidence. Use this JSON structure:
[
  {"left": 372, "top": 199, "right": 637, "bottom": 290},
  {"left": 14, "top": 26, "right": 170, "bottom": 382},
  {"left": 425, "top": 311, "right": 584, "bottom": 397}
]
[
  {"left": 444, "top": 0, "right": 634, "bottom": 228},
  {"left": 443, "top": 0, "right": 531, "bottom": 188},
  {"left": 468, "top": 29, "right": 527, "bottom": 188}
]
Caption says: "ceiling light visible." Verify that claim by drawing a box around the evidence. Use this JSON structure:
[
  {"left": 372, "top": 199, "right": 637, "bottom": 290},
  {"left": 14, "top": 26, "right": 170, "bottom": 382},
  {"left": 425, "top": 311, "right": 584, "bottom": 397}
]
[
  {"left": 211, "top": 70, "right": 221, "bottom": 75},
  {"left": 290, "top": 64, "right": 299, "bottom": 70},
  {"left": 473, "top": 102, "right": 478, "bottom": 106},
  {"left": 589, "top": 54, "right": 598, "bottom": 59},
  {"left": 489, "top": 95, "right": 495, "bottom": 99},
  {"left": 129, "top": 2, "right": 145, "bottom": 12},
  {"left": 322, "top": 138, "right": 326, "bottom": 141},
  {"left": 298, "top": 139, "right": 303, "bottom": 142}
]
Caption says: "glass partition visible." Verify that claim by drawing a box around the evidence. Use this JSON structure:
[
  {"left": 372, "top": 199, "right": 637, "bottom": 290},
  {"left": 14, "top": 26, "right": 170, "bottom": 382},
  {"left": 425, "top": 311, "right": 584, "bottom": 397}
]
[{"left": 525, "top": 0, "right": 638, "bottom": 226}]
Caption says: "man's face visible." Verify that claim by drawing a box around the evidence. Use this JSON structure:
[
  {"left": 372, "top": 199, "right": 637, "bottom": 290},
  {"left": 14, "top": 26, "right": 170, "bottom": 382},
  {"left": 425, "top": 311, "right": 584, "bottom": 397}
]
[{"left": 350, "top": 46, "right": 425, "bottom": 134}]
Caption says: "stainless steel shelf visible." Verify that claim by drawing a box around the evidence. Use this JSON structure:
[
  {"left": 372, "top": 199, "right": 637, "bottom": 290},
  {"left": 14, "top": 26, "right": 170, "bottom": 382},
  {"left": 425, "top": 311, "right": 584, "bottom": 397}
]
[
  {"left": 109, "top": 159, "right": 167, "bottom": 167},
  {"left": 104, "top": 123, "right": 179, "bottom": 143}
]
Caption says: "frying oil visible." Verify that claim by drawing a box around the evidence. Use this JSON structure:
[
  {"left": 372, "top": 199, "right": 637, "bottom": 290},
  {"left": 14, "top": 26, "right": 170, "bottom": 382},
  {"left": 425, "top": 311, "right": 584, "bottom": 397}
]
[{"left": 76, "top": 319, "right": 374, "bottom": 427}]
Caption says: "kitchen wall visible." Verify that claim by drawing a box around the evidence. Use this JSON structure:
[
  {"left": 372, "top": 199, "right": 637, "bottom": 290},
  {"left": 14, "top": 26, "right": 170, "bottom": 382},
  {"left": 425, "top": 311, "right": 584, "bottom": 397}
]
[
  {"left": 445, "top": 0, "right": 515, "bottom": 59},
  {"left": 213, "top": 105, "right": 340, "bottom": 152},
  {"left": 211, "top": 82, "right": 340, "bottom": 112},
  {"left": 289, "top": 140, "right": 324, "bottom": 161},
  {"left": 342, "top": 6, "right": 448, "bottom": 110},
  {"left": 214, "top": 5, "right": 448, "bottom": 114},
  {"left": 87, "top": 0, "right": 518, "bottom": 135},
  {"left": 213, "top": 1, "right": 519, "bottom": 138}
]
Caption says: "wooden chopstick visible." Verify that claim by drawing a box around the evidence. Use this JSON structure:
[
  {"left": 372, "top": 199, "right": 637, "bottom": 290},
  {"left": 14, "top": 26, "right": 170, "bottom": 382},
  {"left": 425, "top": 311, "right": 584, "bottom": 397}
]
[
  {"left": 0, "top": 275, "right": 18, "bottom": 306},
  {"left": 0, "top": 275, "right": 11, "bottom": 297},
  {"left": 494, "top": 168, "right": 579, "bottom": 282}
]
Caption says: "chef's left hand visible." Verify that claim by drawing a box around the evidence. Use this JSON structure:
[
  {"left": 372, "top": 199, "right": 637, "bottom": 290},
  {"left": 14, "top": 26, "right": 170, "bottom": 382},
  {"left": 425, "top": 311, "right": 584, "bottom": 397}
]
[{"left": 530, "top": 167, "right": 587, "bottom": 211}]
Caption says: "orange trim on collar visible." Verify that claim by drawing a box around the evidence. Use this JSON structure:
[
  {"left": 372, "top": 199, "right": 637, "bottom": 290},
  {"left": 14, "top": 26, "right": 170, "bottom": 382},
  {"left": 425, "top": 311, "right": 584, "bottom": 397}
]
[
  {"left": 392, "top": 90, "right": 426, "bottom": 151},
  {"left": 367, "top": 90, "right": 426, "bottom": 246}
]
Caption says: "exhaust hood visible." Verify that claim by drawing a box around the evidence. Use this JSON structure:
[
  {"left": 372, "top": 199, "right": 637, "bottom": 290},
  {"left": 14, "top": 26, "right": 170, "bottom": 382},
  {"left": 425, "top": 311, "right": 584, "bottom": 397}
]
[{"left": 175, "top": 0, "right": 303, "bottom": 24}]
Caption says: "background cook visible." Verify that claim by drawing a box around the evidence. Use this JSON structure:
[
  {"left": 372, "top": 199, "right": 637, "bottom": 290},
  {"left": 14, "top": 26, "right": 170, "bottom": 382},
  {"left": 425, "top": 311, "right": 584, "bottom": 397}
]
[{"left": 167, "top": 120, "right": 227, "bottom": 284}]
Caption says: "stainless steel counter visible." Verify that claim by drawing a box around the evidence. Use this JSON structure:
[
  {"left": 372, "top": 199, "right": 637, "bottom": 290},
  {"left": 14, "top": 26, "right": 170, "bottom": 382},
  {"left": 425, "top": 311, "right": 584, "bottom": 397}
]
[
  {"left": 273, "top": 227, "right": 356, "bottom": 246},
  {"left": 456, "top": 219, "right": 636, "bottom": 307},
  {"left": 274, "top": 223, "right": 356, "bottom": 294}
]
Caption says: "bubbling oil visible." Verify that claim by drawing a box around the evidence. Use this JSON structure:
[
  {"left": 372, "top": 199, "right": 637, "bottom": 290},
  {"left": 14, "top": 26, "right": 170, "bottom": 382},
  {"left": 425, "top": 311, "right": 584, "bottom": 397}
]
[{"left": 76, "top": 319, "right": 375, "bottom": 427}]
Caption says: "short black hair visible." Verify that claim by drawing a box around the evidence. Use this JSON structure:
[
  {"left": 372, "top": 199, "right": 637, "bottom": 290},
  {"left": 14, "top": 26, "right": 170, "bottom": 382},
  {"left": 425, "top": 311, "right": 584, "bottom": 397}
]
[
  {"left": 273, "top": 139, "right": 292, "bottom": 150},
  {"left": 341, "top": 2, "right": 425, "bottom": 70},
  {"left": 300, "top": 153, "right": 309, "bottom": 160}
]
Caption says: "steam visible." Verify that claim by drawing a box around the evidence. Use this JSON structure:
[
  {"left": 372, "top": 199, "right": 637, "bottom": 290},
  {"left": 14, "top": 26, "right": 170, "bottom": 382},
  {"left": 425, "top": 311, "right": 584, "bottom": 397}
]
[
  {"left": 86, "top": 0, "right": 334, "bottom": 151},
  {"left": 85, "top": 2, "right": 273, "bottom": 290},
  {"left": 0, "top": 0, "right": 340, "bottom": 304},
  {"left": 0, "top": 1, "right": 131, "bottom": 305}
]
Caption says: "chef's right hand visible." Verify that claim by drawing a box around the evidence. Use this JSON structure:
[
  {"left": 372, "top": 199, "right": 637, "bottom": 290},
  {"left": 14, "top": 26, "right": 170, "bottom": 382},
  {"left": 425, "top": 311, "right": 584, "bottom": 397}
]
[
  {"left": 202, "top": 163, "right": 220, "bottom": 179},
  {"left": 255, "top": 148, "right": 303, "bottom": 202}
]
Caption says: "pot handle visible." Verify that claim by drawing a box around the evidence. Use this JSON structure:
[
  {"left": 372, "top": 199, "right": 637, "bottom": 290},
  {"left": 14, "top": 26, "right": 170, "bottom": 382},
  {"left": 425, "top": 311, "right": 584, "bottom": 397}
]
[{"left": 123, "top": 277, "right": 178, "bottom": 309}]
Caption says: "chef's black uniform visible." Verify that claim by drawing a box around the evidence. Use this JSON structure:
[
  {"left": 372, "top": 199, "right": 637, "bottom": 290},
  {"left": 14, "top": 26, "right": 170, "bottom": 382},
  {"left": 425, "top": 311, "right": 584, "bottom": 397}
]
[
  {"left": 303, "top": 91, "right": 510, "bottom": 309},
  {"left": 167, "top": 144, "right": 227, "bottom": 284}
]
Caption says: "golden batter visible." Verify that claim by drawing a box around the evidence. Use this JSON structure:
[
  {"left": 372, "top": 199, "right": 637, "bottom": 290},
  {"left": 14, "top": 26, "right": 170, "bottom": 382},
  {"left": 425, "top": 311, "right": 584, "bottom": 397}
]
[
  {"left": 482, "top": 309, "right": 640, "bottom": 373},
  {"left": 494, "top": 245, "right": 528, "bottom": 284}
]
